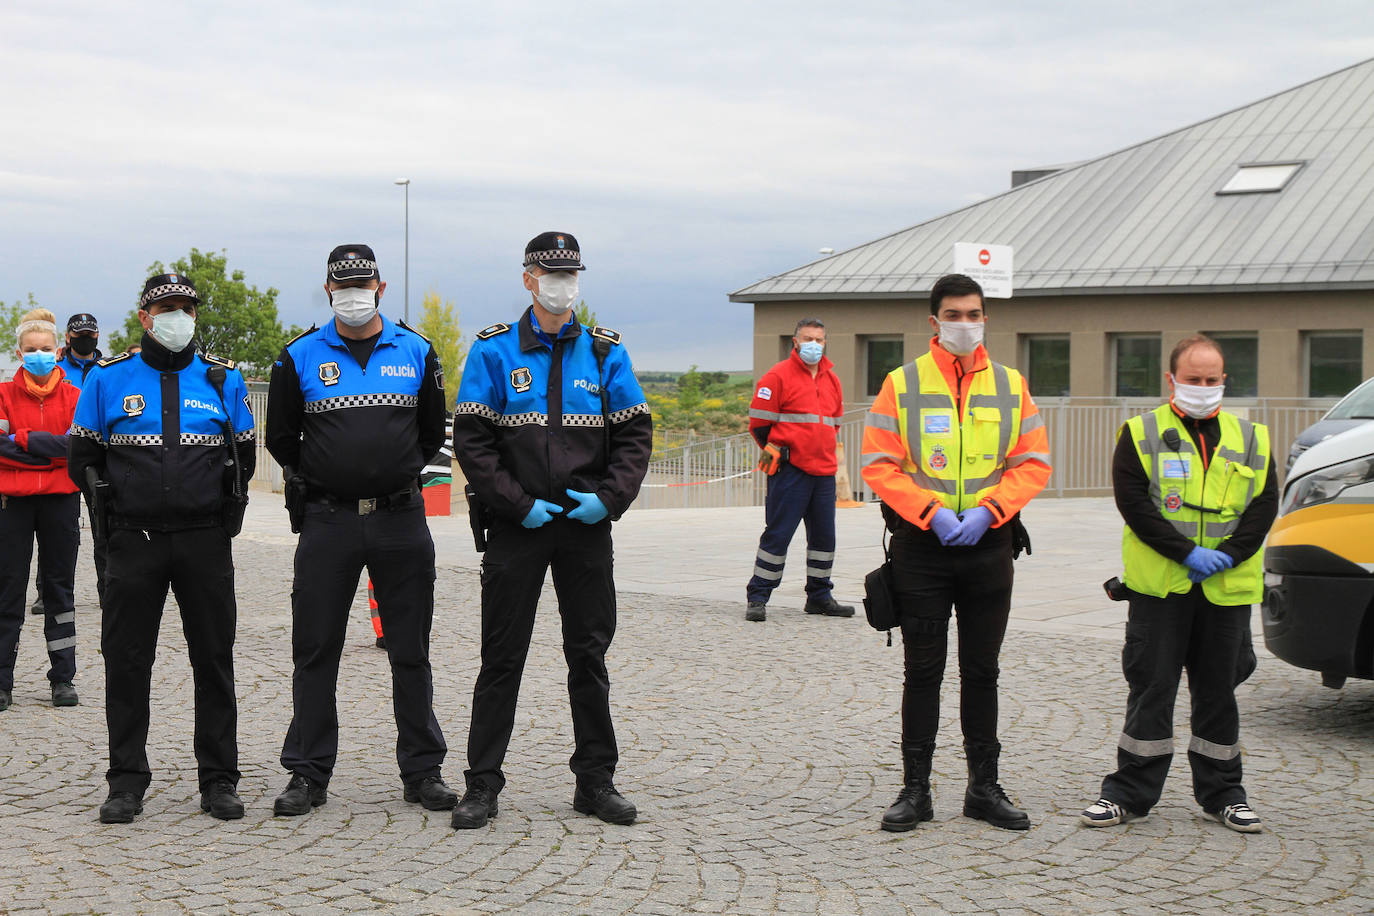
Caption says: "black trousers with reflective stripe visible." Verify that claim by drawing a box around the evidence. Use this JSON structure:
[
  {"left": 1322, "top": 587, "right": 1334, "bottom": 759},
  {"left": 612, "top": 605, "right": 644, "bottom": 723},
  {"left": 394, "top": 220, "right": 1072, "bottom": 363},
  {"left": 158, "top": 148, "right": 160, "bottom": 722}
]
[
  {"left": 1100, "top": 587, "right": 1248, "bottom": 814},
  {"left": 466, "top": 515, "right": 618, "bottom": 793},
  {"left": 0, "top": 492, "right": 79, "bottom": 691},
  {"left": 281, "top": 499, "right": 446, "bottom": 786},
  {"left": 103, "top": 525, "right": 238, "bottom": 795},
  {"left": 890, "top": 523, "right": 1014, "bottom": 747}
]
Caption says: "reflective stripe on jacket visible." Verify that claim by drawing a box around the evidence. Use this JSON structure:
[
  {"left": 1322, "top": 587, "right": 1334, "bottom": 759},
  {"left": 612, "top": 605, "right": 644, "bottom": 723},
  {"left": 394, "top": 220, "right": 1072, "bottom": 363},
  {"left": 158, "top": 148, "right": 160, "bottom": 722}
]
[
  {"left": 1120, "top": 404, "right": 1270, "bottom": 604},
  {"left": 861, "top": 339, "right": 1051, "bottom": 527}
]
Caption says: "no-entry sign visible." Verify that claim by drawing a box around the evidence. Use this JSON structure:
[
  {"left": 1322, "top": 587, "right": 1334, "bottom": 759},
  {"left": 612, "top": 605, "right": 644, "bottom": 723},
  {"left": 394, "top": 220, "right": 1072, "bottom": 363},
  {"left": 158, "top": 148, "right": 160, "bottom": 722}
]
[{"left": 952, "top": 243, "right": 1013, "bottom": 298}]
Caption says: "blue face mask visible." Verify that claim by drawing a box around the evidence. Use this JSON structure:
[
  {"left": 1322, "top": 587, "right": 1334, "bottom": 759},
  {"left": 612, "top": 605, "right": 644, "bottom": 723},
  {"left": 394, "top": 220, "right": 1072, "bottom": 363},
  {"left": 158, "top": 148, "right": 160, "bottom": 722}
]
[
  {"left": 798, "top": 341, "right": 824, "bottom": 365},
  {"left": 22, "top": 350, "right": 57, "bottom": 377}
]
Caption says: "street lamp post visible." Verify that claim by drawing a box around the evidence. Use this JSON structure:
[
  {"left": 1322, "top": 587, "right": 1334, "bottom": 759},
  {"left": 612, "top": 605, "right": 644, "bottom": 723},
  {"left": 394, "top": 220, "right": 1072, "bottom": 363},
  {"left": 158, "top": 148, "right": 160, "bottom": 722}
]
[{"left": 394, "top": 178, "right": 411, "bottom": 323}]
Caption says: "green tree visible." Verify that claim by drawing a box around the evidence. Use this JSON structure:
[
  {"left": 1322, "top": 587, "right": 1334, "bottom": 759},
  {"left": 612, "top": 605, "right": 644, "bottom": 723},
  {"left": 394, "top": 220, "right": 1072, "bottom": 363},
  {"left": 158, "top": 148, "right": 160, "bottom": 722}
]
[
  {"left": 108, "top": 248, "right": 296, "bottom": 377},
  {"left": 416, "top": 289, "right": 466, "bottom": 412},
  {"left": 574, "top": 300, "right": 598, "bottom": 329},
  {"left": 0, "top": 294, "right": 41, "bottom": 348}
]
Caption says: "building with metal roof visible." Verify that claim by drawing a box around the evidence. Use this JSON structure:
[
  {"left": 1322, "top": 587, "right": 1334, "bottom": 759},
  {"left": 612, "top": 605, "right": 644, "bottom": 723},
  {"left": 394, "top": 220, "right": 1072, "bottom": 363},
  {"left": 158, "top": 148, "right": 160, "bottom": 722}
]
[{"left": 730, "top": 58, "right": 1374, "bottom": 403}]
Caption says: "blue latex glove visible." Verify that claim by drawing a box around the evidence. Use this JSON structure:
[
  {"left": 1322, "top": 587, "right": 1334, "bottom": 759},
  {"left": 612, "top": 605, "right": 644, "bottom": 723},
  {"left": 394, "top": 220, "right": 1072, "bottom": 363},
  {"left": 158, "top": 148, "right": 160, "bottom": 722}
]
[
  {"left": 929, "top": 507, "right": 962, "bottom": 545},
  {"left": 948, "top": 506, "right": 995, "bottom": 546},
  {"left": 521, "top": 498, "right": 564, "bottom": 529},
  {"left": 565, "top": 488, "right": 609, "bottom": 525},
  {"left": 1183, "top": 546, "right": 1231, "bottom": 580}
]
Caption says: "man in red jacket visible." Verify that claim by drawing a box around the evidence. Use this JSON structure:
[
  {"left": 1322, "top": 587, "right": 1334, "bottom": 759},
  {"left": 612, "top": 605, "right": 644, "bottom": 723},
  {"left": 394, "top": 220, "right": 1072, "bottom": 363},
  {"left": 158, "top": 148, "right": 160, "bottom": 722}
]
[{"left": 745, "top": 318, "right": 854, "bottom": 622}]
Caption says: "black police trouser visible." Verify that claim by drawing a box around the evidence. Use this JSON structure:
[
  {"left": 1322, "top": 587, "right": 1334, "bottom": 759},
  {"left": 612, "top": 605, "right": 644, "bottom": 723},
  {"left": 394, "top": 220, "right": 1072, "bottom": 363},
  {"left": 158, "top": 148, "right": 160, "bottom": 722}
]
[
  {"left": 466, "top": 515, "right": 618, "bottom": 793},
  {"left": 103, "top": 525, "right": 238, "bottom": 795},
  {"left": 0, "top": 493, "right": 80, "bottom": 691},
  {"left": 890, "top": 523, "right": 1014, "bottom": 747},
  {"left": 1100, "top": 587, "right": 1248, "bottom": 815},
  {"left": 280, "top": 499, "right": 446, "bottom": 787}
]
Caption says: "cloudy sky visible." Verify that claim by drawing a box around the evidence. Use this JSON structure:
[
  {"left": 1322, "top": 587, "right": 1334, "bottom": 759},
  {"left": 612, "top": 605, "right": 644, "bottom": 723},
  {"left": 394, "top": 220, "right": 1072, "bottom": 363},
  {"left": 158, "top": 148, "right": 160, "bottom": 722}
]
[{"left": 4, "top": 1, "right": 1373, "bottom": 370}]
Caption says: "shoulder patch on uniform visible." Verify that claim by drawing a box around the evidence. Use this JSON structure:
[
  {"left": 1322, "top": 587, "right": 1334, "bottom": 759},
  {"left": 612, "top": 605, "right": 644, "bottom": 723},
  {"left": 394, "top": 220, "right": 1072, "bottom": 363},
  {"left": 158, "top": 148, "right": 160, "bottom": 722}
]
[
  {"left": 96, "top": 352, "right": 133, "bottom": 368},
  {"left": 285, "top": 325, "right": 318, "bottom": 347},
  {"left": 590, "top": 326, "right": 621, "bottom": 345},
  {"left": 396, "top": 319, "right": 430, "bottom": 343},
  {"left": 477, "top": 323, "right": 511, "bottom": 340},
  {"left": 202, "top": 353, "right": 236, "bottom": 369}
]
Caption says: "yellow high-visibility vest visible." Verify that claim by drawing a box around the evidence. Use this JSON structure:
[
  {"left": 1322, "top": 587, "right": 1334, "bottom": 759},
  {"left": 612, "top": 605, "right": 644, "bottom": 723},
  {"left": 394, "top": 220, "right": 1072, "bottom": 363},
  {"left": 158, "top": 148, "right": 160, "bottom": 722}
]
[
  {"left": 1120, "top": 405, "right": 1270, "bottom": 605},
  {"left": 889, "top": 353, "right": 1025, "bottom": 514}
]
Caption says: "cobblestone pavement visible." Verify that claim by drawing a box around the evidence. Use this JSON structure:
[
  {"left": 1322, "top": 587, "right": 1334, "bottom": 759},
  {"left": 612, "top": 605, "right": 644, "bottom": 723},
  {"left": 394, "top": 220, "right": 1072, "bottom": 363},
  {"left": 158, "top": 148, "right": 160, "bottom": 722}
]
[{"left": 0, "top": 499, "right": 1370, "bottom": 915}]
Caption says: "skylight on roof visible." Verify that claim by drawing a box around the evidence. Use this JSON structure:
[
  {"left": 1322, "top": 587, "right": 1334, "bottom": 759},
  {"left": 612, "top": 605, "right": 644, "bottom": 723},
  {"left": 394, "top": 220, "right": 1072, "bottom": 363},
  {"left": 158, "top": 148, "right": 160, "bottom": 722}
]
[{"left": 1218, "top": 162, "right": 1303, "bottom": 195}]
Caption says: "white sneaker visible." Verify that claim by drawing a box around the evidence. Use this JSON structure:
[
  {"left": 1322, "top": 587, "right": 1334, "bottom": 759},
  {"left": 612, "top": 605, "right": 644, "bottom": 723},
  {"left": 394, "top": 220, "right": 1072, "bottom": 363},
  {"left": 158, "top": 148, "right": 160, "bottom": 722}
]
[
  {"left": 1079, "top": 798, "right": 1135, "bottom": 827},
  {"left": 1214, "top": 803, "right": 1263, "bottom": 833}
]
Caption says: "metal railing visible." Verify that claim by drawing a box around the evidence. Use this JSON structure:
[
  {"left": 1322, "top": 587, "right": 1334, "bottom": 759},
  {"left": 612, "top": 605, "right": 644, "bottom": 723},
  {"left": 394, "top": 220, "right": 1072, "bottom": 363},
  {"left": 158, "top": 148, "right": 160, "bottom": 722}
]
[
  {"left": 628, "top": 398, "right": 1338, "bottom": 510},
  {"left": 240, "top": 392, "right": 1338, "bottom": 506}
]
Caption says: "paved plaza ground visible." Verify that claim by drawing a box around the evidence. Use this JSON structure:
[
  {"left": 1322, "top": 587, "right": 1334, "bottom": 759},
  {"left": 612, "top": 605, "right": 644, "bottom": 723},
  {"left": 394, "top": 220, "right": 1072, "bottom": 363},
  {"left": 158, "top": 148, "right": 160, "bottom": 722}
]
[{"left": 0, "top": 496, "right": 1370, "bottom": 914}]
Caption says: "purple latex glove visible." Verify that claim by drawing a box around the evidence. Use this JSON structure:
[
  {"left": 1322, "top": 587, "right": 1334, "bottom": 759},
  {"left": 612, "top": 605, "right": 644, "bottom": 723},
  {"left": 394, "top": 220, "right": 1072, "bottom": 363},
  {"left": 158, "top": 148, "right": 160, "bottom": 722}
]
[
  {"left": 947, "top": 506, "right": 995, "bottom": 547},
  {"left": 929, "top": 507, "right": 961, "bottom": 545}
]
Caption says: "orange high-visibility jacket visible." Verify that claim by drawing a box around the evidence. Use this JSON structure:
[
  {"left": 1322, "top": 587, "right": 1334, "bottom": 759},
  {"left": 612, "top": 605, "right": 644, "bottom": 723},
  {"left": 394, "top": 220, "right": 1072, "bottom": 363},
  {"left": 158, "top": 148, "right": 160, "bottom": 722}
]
[{"left": 861, "top": 339, "right": 1051, "bottom": 529}]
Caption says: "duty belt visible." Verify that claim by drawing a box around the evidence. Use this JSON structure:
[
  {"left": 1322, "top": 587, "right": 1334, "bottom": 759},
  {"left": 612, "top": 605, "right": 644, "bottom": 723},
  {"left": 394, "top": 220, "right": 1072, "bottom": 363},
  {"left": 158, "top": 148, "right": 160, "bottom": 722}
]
[{"left": 308, "top": 485, "right": 420, "bottom": 515}]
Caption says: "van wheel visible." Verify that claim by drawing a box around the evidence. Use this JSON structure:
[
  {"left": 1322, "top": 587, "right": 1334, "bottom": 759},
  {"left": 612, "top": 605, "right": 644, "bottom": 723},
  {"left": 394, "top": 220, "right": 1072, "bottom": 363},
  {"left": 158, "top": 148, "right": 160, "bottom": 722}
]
[{"left": 1321, "top": 672, "right": 1347, "bottom": 689}]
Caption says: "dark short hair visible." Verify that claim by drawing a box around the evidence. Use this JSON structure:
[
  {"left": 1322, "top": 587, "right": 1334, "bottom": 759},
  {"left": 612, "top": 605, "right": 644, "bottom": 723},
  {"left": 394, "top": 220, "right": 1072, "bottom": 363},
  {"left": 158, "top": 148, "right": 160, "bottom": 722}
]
[
  {"left": 794, "top": 318, "right": 824, "bottom": 336},
  {"left": 930, "top": 273, "right": 984, "bottom": 316},
  {"left": 1169, "top": 334, "right": 1225, "bottom": 374}
]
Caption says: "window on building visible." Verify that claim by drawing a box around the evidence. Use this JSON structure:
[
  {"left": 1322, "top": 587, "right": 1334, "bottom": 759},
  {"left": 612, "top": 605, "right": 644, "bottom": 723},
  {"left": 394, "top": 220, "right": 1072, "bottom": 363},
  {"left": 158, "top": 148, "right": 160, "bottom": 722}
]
[
  {"left": 1217, "top": 162, "right": 1303, "bottom": 195},
  {"left": 1306, "top": 332, "right": 1364, "bottom": 398},
  {"left": 1114, "top": 335, "right": 1161, "bottom": 398},
  {"left": 864, "top": 337, "right": 905, "bottom": 397},
  {"left": 1201, "top": 332, "right": 1258, "bottom": 398},
  {"left": 1022, "top": 335, "right": 1070, "bottom": 397}
]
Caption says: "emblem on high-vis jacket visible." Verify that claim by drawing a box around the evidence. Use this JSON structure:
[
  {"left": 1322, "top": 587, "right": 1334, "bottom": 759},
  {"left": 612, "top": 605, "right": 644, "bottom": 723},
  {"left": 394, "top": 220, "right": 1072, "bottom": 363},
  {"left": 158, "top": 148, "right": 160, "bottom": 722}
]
[
  {"left": 1164, "top": 490, "right": 1183, "bottom": 513},
  {"left": 929, "top": 445, "right": 947, "bottom": 470},
  {"left": 924, "top": 414, "right": 952, "bottom": 435},
  {"left": 511, "top": 367, "right": 532, "bottom": 392},
  {"left": 122, "top": 394, "right": 145, "bottom": 417},
  {"left": 319, "top": 361, "right": 341, "bottom": 386},
  {"left": 757, "top": 386, "right": 772, "bottom": 401}
]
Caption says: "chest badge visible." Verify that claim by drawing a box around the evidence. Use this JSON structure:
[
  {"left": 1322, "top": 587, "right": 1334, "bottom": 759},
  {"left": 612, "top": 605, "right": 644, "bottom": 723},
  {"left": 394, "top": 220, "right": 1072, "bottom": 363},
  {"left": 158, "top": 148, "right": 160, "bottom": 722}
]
[
  {"left": 511, "top": 367, "right": 532, "bottom": 393},
  {"left": 122, "top": 394, "right": 145, "bottom": 417},
  {"left": 1164, "top": 490, "right": 1183, "bottom": 513},
  {"left": 319, "top": 361, "right": 341, "bottom": 386},
  {"left": 929, "top": 445, "right": 948, "bottom": 470}
]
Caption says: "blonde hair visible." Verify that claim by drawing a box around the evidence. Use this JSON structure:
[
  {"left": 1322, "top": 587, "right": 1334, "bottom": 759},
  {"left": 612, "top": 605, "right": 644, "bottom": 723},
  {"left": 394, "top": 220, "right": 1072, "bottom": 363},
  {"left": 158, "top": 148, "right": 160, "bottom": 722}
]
[{"left": 16, "top": 308, "right": 59, "bottom": 350}]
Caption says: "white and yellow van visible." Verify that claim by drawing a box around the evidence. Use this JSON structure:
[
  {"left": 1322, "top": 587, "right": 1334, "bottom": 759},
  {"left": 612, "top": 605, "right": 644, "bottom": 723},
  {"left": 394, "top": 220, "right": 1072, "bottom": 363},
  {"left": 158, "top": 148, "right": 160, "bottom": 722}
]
[{"left": 1263, "top": 422, "right": 1374, "bottom": 688}]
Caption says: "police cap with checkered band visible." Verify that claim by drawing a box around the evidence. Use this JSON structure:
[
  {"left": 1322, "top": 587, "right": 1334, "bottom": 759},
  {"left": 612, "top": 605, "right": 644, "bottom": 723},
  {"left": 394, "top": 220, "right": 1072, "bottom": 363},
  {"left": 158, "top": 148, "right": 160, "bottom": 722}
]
[
  {"left": 524, "top": 231, "right": 586, "bottom": 272},
  {"left": 139, "top": 273, "right": 201, "bottom": 309},
  {"left": 327, "top": 243, "right": 380, "bottom": 282}
]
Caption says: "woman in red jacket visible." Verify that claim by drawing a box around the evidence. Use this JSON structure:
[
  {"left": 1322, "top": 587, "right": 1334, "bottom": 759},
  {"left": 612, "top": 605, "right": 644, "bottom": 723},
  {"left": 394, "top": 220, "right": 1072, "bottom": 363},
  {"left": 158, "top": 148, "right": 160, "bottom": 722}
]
[{"left": 0, "top": 308, "right": 84, "bottom": 711}]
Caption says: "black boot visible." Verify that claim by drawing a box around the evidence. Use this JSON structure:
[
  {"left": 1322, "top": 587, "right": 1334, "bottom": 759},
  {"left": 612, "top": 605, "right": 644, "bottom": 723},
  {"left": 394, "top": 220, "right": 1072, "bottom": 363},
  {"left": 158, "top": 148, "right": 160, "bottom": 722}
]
[
  {"left": 880, "top": 740, "right": 935, "bottom": 832},
  {"left": 962, "top": 741, "right": 1029, "bottom": 830}
]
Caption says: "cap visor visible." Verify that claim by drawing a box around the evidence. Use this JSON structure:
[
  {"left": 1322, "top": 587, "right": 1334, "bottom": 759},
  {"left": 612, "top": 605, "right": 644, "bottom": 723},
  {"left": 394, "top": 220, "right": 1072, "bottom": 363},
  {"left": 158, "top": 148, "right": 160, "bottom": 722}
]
[
  {"left": 532, "top": 259, "right": 586, "bottom": 271},
  {"left": 329, "top": 268, "right": 379, "bottom": 281}
]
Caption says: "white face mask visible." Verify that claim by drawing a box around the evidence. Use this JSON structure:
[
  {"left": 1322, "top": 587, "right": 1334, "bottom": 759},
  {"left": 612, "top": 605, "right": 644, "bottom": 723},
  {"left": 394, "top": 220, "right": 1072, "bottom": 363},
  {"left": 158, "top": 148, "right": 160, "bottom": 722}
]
[
  {"left": 1171, "top": 378, "right": 1225, "bottom": 419},
  {"left": 533, "top": 271, "right": 579, "bottom": 314},
  {"left": 937, "top": 319, "right": 984, "bottom": 356},
  {"left": 331, "top": 287, "right": 379, "bottom": 327},
  {"left": 150, "top": 309, "right": 196, "bottom": 352}
]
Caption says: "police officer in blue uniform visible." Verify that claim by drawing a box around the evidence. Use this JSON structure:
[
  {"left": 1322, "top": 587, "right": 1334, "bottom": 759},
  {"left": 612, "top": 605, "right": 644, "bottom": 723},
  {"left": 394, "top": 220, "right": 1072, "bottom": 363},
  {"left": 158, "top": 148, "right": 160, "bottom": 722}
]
[
  {"left": 266, "top": 244, "right": 455, "bottom": 817},
  {"left": 59, "top": 313, "right": 103, "bottom": 388},
  {"left": 68, "top": 274, "right": 256, "bottom": 824},
  {"left": 449, "top": 231, "right": 652, "bottom": 829}
]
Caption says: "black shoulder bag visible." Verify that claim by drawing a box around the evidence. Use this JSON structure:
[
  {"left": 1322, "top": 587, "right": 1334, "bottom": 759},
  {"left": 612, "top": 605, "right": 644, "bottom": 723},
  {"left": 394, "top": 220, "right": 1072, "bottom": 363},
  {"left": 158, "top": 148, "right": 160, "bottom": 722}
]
[{"left": 863, "top": 528, "right": 900, "bottom": 645}]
